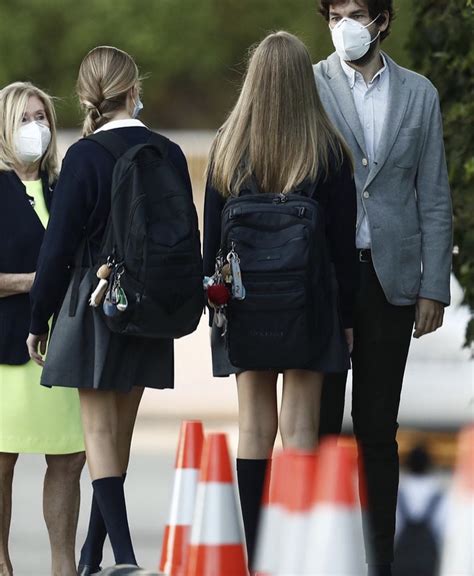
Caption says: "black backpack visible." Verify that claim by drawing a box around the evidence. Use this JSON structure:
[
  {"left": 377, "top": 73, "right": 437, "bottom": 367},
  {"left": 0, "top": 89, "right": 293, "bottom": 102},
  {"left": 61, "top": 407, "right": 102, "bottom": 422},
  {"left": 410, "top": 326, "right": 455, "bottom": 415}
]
[
  {"left": 88, "top": 131, "right": 203, "bottom": 339},
  {"left": 393, "top": 490, "right": 443, "bottom": 576},
  {"left": 220, "top": 179, "right": 330, "bottom": 369}
]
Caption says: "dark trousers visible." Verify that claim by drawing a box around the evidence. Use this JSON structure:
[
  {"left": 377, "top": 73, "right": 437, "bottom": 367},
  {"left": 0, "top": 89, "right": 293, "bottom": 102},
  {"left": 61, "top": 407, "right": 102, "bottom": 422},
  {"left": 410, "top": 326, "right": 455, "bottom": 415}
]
[{"left": 320, "top": 258, "right": 415, "bottom": 564}]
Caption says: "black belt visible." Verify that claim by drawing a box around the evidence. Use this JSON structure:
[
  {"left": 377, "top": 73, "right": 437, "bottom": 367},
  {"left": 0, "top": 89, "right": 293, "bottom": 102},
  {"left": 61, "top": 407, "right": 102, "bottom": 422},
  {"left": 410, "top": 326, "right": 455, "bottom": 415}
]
[{"left": 358, "top": 248, "right": 372, "bottom": 263}]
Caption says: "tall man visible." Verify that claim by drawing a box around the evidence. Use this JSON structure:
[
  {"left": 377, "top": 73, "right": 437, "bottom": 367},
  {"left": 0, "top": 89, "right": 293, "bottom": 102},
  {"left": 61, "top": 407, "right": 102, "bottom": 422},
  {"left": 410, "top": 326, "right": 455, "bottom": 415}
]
[{"left": 314, "top": 2, "right": 452, "bottom": 575}]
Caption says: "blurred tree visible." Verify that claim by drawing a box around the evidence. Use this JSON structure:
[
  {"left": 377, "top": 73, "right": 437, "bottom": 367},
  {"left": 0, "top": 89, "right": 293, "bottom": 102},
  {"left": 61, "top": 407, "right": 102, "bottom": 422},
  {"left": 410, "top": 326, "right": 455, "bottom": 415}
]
[
  {"left": 0, "top": 0, "right": 411, "bottom": 128},
  {"left": 407, "top": 0, "right": 474, "bottom": 347}
]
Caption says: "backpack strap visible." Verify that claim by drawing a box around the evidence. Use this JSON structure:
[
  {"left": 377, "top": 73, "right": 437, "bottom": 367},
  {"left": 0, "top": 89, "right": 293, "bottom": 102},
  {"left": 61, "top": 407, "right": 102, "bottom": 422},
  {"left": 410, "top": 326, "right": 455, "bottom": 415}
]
[
  {"left": 397, "top": 489, "right": 410, "bottom": 520},
  {"left": 146, "top": 132, "right": 170, "bottom": 158},
  {"left": 87, "top": 131, "right": 129, "bottom": 160},
  {"left": 398, "top": 488, "right": 443, "bottom": 524},
  {"left": 421, "top": 490, "right": 443, "bottom": 523}
]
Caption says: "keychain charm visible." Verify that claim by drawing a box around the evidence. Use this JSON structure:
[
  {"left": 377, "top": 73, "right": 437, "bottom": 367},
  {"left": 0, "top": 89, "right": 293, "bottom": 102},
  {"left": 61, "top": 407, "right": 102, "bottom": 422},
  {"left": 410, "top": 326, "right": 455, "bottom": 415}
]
[
  {"left": 227, "top": 244, "right": 246, "bottom": 300},
  {"left": 89, "top": 262, "right": 113, "bottom": 307}
]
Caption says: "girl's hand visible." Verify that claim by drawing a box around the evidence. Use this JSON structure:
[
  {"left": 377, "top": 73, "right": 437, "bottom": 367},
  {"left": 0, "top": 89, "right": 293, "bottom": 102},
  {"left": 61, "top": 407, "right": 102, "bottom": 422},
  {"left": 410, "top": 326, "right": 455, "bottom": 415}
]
[{"left": 27, "top": 331, "right": 49, "bottom": 366}]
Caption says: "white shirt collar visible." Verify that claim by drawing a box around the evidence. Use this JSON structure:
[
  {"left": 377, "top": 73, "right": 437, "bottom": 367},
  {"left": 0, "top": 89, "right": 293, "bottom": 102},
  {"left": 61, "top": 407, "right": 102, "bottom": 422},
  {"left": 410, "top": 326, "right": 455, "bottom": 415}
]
[
  {"left": 94, "top": 118, "right": 147, "bottom": 133},
  {"left": 340, "top": 52, "right": 388, "bottom": 88}
]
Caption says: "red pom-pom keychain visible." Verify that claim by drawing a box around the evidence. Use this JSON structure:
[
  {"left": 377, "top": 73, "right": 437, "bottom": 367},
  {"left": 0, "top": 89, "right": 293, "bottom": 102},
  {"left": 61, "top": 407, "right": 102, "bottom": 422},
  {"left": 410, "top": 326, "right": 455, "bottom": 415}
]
[{"left": 207, "top": 283, "right": 231, "bottom": 306}]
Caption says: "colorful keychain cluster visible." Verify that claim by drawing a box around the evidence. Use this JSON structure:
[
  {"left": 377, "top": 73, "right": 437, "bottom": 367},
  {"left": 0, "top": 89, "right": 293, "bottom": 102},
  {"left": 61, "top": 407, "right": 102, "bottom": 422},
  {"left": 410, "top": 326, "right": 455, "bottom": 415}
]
[
  {"left": 204, "top": 243, "right": 246, "bottom": 335},
  {"left": 89, "top": 258, "right": 128, "bottom": 317}
]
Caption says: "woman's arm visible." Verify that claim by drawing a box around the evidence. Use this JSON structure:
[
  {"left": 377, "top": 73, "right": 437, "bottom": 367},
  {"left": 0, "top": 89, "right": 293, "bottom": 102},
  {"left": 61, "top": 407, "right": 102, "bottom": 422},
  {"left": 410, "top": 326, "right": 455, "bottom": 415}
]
[
  {"left": 0, "top": 272, "right": 35, "bottom": 298},
  {"left": 29, "top": 145, "right": 94, "bottom": 335}
]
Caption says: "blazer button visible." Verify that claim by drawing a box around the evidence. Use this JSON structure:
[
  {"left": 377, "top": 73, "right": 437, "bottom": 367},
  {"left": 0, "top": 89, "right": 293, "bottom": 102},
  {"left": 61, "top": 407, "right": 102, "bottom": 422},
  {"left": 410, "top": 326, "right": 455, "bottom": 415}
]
[
  {"left": 363, "top": 190, "right": 370, "bottom": 199},
  {"left": 362, "top": 158, "right": 368, "bottom": 166}
]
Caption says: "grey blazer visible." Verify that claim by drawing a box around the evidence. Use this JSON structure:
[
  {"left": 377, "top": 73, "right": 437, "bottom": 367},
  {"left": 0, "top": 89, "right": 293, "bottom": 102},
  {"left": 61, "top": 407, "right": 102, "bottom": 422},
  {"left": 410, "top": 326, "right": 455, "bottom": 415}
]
[{"left": 314, "top": 52, "right": 452, "bottom": 306}]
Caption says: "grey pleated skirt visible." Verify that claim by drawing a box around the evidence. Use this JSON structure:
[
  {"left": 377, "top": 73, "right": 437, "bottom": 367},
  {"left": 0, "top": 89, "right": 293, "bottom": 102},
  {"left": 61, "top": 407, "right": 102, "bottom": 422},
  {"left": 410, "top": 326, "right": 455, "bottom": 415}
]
[
  {"left": 41, "top": 269, "right": 174, "bottom": 392},
  {"left": 210, "top": 269, "right": 351, "bottom": 377}
]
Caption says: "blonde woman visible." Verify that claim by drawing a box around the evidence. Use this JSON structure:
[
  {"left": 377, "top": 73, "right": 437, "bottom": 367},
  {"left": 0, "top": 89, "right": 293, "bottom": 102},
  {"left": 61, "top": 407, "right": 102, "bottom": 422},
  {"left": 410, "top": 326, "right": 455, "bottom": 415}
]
[
  {"left": 203, "top": 31, "right": 357, "bottom": 568},
  {"left": 0, "top": 82, "right": 85, "bottom": 576},
  {"left": 27, "top": 47, "right": 193, "bottom": 572}
]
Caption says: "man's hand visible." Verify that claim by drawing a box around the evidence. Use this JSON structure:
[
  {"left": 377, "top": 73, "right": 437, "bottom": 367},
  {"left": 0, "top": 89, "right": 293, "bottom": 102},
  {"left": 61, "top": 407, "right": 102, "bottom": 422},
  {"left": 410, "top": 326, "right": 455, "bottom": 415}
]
[
  {"left": 344, "top": 328, "right": 354, "bottom": 354},
  {"left": 413, "top": 298, "right": 444, "bottom": 339},
  {"left": 27, "top": 332, "right": 49, "bottom": 366}
]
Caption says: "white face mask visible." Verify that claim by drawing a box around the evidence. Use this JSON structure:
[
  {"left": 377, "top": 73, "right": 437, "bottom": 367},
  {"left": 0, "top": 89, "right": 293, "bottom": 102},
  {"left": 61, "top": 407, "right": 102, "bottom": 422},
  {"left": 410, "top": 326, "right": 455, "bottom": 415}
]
[
  {"left": 330, "top": 15, "right": 381, "bottom": 62},
  {"left": 14, "top": 121, "right": 51, "bottom": 164}
]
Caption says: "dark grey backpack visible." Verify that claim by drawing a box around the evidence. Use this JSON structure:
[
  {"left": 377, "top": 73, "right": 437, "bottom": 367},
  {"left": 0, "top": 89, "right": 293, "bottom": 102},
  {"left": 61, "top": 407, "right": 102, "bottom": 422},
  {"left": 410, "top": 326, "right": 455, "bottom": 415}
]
[{"left": 220, "top": 179, "right": 331, "bottom": 369}]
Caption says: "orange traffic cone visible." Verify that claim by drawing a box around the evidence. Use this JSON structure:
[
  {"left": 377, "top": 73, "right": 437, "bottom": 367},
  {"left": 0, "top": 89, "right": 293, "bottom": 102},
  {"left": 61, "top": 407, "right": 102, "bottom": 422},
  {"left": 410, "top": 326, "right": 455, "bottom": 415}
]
[
  {"left": 185, "top": 433, "right": 248, "bottom": 576},
  {"left": 303, "top": 437, "right": 365, "bottom": 575},
  {"left": 253, "top": 449, "right": 317, "bottom": 576},
  {"left": 160, "top": 421, "right": 205, "bottom": 576},
  {"left": 439, "top": 425, "right": 474, "bottom": 575},
  {"left": 252, "top": 450, "right": 288, "bottom": 576},
  {"left": 276, "top": 450, "right": 317, "bottom": 575}
]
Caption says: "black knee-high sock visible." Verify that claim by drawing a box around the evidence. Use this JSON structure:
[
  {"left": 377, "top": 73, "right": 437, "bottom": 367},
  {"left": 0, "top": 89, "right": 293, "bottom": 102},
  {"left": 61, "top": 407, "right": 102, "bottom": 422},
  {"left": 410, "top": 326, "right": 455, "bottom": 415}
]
[
  {"left": 91, "top": 476, "right": 137, "bottom": 566},
  {"left": 79, "top": 473, "right": 127, "bottom": 568},
  {"left": 236, "top": 458, "right": 269, "bottom": 569}
]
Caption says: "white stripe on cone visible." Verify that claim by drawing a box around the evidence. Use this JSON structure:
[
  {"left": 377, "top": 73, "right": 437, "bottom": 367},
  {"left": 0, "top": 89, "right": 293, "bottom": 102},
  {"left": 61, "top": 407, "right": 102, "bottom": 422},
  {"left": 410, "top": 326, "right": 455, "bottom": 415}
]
[
  {"left": 253, "top": 505, "right": 284, "bottom": 574},
  {"left": 303, "top": 505, "right": 365, "bottom": 575},
  {"left": 440, "top": 493, "right": 474, "bottom": 575},
  {"left": 190, "top": 483, "right": 243, "bottom": 545},
  {"left": 168, "top": 468, "right": 200, "bottom": 525},
  {"left": 277, "top": 512, "right": 310, "bottom": 575}
]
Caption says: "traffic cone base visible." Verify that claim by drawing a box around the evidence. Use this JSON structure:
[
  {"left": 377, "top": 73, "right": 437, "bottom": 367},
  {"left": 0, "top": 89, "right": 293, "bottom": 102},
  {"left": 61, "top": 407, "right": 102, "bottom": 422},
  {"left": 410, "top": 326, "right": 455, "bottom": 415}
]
[
  {"left": 161, "top": 525, "right": 190, "bottom": 576},
  {"left": 186, "top": 544, "right": 248, "bottom": 576}
]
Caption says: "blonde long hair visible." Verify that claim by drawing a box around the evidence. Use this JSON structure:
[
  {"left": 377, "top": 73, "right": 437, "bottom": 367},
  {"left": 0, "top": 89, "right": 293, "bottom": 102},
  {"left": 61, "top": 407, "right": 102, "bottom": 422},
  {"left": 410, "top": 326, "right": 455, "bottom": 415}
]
[
  {"left": 0, "top": 82, "right": 59, "bottom": 184},
  {"left": 77, "top": 46, "right": 140, "bottom": 136},
  {"left": 209, "top": 31, "right": 351, "bottom": 196}
]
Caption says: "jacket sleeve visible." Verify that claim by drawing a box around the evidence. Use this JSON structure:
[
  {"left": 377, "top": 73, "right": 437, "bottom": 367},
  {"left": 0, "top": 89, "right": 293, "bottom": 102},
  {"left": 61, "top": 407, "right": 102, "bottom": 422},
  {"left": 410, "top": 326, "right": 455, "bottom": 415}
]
[
  {"left": 203, "top": 178, "right": 226, "bottom": 326},
  {"left": 29, "top": 150, "right": 93, "bottom": 334},
  {"left": 324, "top": 153, "right": 358, "bottom": 328},
  {"left": 415, "top": 88, "right": 453, "bottom": 305}
]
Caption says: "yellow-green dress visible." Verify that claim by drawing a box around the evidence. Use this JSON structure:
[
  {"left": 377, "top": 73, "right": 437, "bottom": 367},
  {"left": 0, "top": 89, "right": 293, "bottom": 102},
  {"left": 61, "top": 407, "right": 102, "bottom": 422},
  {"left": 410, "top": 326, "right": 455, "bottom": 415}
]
[{"left": 0, "top": 179, "right": 84, "bottom": 454}]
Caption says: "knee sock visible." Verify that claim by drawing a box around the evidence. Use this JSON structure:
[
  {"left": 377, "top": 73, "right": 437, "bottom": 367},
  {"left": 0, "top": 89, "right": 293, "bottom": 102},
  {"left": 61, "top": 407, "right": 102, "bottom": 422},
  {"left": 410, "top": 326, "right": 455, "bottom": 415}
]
[
  {"left": 91, "top": 476, "right": 137, "bottom": 566},
  {"left": 236, "top": 458, "right": 269, "bottom": 569},
  {"left": 79, "top": 473, "right": 127, "bottom": 568}
]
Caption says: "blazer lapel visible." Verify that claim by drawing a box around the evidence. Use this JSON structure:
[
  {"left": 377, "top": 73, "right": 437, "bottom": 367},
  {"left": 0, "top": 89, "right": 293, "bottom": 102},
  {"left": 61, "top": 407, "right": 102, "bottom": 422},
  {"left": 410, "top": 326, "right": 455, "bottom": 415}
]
[
  {"left": 325, "top": 53, "right": 367, "bottom": 157},
  {"left": 365, "top": 54, "right": 411, "bottom": 187}
]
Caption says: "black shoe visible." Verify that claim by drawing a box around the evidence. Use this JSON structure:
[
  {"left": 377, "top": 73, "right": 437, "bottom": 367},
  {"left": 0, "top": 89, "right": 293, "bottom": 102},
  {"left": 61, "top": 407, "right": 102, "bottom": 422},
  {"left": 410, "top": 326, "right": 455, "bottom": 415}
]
[{"left": 78, "top": 565, "right": 102, "bottom": 576}]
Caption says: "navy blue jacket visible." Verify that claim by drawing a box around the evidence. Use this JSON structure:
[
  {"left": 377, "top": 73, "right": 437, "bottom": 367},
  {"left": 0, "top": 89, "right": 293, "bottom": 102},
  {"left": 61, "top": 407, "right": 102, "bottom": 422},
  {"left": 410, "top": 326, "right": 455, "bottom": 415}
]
[
  {"left": 203, "top": 151, "right": 357, "bottom": 327},
  {"left": 30, "top": 127, "right": 192, "bottom": 335},
  {"left": 0, "top": 171, "right": 53, "bottom": 364}
]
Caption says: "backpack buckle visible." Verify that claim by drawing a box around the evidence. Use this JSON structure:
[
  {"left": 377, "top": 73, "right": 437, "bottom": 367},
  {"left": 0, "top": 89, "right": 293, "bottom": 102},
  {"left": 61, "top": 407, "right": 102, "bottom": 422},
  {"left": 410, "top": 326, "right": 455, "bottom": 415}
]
[{"left": 274, "top": 192, "right": 288, "bottom": 204}]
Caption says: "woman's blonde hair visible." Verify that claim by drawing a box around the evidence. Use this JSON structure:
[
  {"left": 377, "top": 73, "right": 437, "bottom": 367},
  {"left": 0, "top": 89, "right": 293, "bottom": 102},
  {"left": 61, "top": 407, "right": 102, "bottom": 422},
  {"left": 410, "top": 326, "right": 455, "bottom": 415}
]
[
  {"left": 0, "top": 82, "right": 59, "bottom": 184},
  {"left": 77, "top": 46, "right": 140, "bottom": 136},
  {"left": 208, "top": 31, "right": 352, "bottom": 196}
]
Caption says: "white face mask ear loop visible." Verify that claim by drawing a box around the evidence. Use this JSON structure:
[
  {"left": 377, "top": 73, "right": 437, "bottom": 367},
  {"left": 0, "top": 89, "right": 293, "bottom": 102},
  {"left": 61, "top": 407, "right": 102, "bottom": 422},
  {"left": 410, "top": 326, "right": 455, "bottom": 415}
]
[
  {"left": 363, "top": 13, "right": 382, "bottom": 29},
  {"left": 363, "top": 29, "right": 381, "bottom": 47}
]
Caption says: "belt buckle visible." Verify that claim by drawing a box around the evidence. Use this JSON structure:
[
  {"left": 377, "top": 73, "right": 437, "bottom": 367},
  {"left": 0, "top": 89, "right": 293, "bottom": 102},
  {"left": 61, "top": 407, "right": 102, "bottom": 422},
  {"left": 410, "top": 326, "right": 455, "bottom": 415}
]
[{"left": 359, "top": 249, "right": 370, "bottom": 263}]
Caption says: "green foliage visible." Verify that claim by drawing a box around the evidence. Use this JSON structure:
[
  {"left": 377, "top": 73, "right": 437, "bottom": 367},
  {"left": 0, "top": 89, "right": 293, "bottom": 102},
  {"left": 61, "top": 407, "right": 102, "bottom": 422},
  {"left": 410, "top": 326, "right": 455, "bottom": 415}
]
[
  {"left": 0, "top": 0, "right": 411, "bottom": 128},
  {"left": 407, "top": 0, "right": 474, "bottom": 346}
]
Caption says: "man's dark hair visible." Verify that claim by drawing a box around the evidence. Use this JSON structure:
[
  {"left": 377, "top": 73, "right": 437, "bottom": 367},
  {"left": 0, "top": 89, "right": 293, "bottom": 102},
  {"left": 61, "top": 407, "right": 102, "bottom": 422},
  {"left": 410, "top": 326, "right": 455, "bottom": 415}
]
[{"left": 319, "top": 0, "right": 395, "bottom": 42}]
